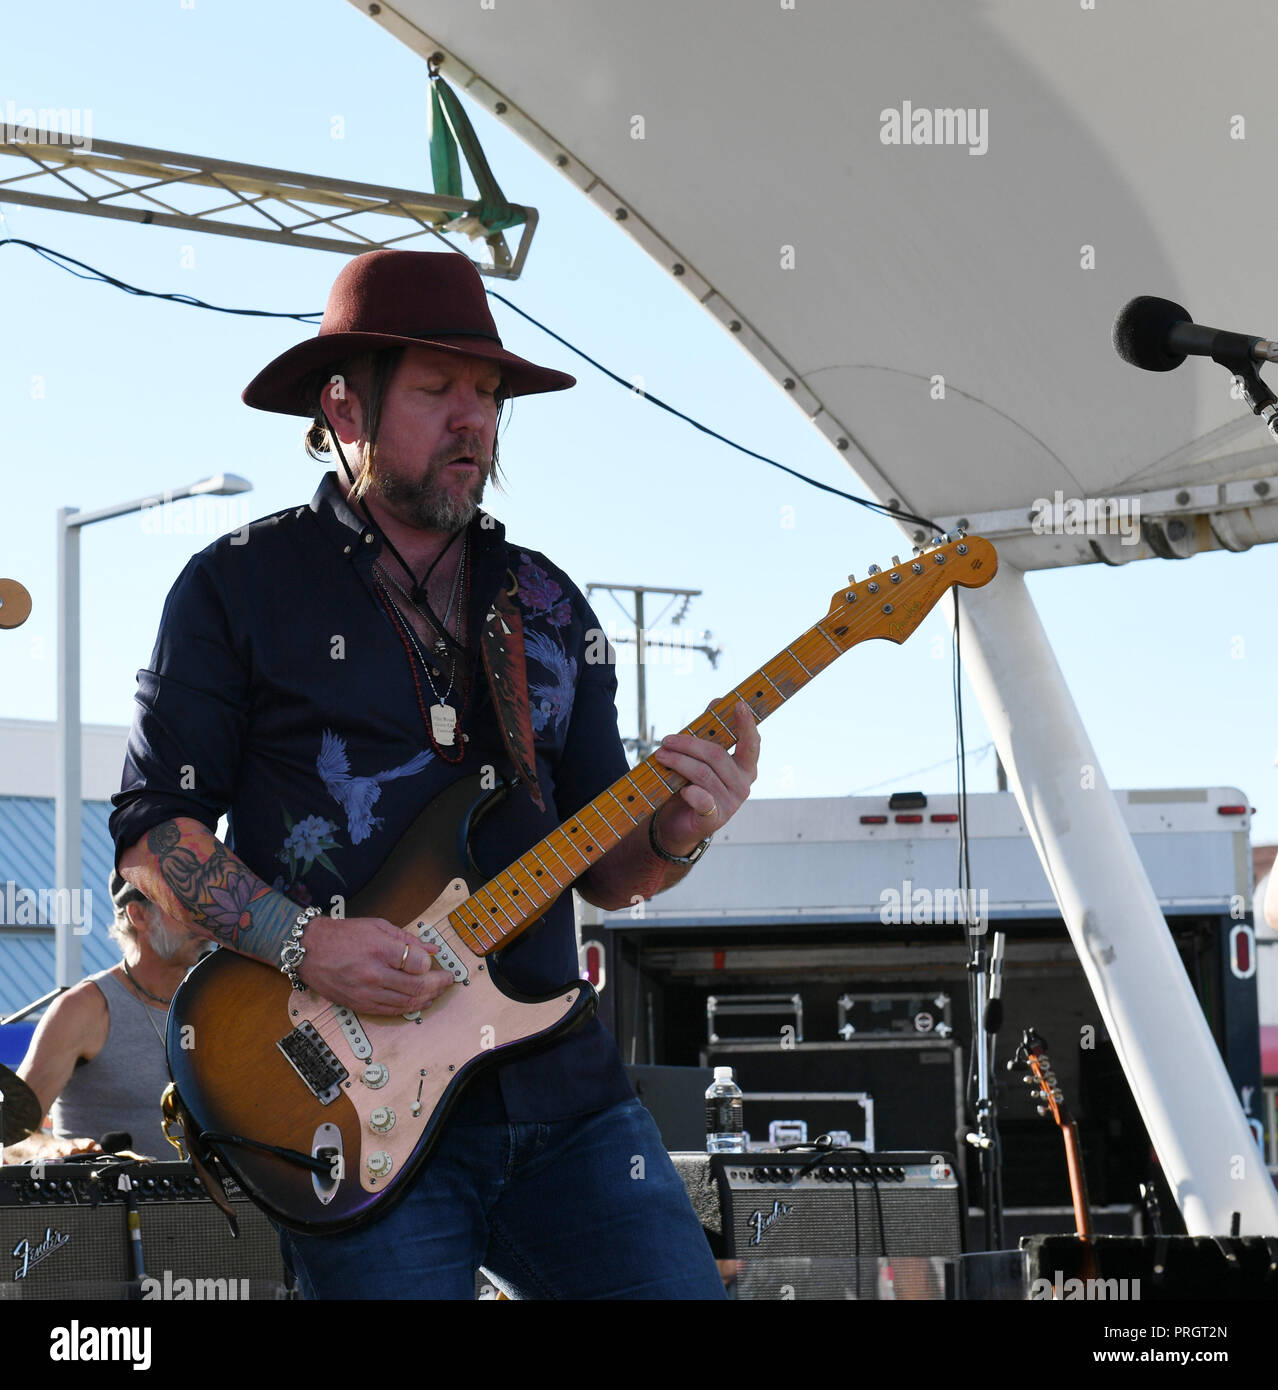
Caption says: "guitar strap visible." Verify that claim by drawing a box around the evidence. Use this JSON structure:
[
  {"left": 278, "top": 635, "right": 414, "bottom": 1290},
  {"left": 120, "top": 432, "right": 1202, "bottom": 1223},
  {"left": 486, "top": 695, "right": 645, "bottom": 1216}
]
[
  {"left": 161, "top": 1082, "right": 240, "bottom": 1236},
  {"left": 478, "top": 573, "right": 546, "bottom": 814}
]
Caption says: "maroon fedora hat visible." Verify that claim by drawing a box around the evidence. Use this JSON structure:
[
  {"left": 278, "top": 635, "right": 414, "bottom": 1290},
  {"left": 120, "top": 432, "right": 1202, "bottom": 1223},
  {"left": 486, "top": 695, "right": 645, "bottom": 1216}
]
[{"left": 242, "top": 249, "right": 575, "bottom": 417}]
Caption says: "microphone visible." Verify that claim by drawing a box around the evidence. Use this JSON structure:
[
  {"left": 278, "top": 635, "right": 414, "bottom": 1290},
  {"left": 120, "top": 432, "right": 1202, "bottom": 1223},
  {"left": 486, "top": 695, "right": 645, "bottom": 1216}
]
[
  {"left": 1112, "top": 296, "right": 1278, "bottom": 372},
  {"left": 100, "top": 1131, "right": 133, "bottom": 1153}
]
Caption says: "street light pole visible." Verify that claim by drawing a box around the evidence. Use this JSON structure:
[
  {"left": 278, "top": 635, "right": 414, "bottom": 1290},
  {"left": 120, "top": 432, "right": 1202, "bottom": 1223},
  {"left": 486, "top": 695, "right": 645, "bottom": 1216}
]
[
  {"left": 54, "top": 473, "right": 252, "bottom": 987},
  {"left": 55, "top": 506, "right": 80, "bottom": 991}
]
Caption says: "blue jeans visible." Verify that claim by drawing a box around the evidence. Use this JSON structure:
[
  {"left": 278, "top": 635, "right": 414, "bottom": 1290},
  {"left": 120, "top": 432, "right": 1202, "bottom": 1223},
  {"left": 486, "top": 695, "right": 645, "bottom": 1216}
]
[{"left": 277, "top": 1097, "right": 726, "bottom": 1300}]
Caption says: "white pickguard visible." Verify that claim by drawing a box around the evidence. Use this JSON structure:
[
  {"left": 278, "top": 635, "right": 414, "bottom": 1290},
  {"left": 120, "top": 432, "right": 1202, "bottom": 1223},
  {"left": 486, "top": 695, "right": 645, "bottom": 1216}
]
[{"left": 285, "top": 879, "right": 582, "bottom": 1195}]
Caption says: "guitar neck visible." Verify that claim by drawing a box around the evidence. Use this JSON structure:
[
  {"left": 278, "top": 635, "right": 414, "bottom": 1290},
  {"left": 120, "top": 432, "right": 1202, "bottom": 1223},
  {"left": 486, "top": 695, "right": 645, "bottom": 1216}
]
[
  {"left": 444, "top": 534, "right": 995, "bottom": 956},
  {"left": 446, "top": 617, "right": 844, "bottom": 956},
  {"left": 1060, "top": 1115, "right": 1094, "bottom": 1242}
]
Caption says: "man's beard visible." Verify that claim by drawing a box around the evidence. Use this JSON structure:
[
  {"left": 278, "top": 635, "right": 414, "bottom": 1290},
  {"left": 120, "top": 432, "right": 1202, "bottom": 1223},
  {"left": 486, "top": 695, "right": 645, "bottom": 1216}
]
[
  {"left": 368, "top": 443, "right": 490, "bottom": 532},
  {"left": 145, "top": 914, "right": 205, "bottom": 964}
]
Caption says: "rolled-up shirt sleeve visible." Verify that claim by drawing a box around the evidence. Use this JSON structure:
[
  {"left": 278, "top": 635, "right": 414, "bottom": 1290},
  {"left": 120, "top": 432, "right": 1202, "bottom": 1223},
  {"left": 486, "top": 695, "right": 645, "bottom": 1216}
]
[{"left": 109, "top": 550, "right": 250, "bottom": 868}]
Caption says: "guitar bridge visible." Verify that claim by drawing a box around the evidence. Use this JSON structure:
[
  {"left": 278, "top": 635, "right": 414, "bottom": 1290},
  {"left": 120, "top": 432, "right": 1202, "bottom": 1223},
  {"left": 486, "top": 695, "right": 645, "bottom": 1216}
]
[{"left": 278, "top": 1020, "right": 349, "bottom": 1104}]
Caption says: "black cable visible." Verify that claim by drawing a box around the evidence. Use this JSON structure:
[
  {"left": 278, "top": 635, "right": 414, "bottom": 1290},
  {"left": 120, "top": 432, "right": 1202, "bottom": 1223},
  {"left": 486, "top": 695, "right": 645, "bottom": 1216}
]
[
  {"left": 0, "top": 237, "right": 322, "bottom": 321},
  {"left": 485, "top": 285, "right": 939, "bottom": 532},
  {"left": 0, "top": 235, "right": 938, "bottom": 530}
]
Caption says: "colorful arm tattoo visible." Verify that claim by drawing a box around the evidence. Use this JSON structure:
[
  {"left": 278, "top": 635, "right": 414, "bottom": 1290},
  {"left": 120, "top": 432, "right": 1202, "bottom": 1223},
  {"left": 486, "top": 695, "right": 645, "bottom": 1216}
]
[{"left": 144, "top": 820, "right": 302, "bottom": 965}]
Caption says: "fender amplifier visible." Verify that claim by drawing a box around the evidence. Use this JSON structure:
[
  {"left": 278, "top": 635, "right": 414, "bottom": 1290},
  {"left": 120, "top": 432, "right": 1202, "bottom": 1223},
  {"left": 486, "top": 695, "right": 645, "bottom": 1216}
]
[
  {"left": 710, "top": 1150, "right": 963, "bottom": 1300},
  {"left": 0, "top": 1160, "right": 293, "bottom": 1300}
]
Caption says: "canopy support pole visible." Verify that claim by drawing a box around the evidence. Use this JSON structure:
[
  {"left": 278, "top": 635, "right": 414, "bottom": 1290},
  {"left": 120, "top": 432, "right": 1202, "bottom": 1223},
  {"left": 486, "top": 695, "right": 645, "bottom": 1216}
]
[{"left": 951, "top": 562, "right": 1278, "bottom": 1236}]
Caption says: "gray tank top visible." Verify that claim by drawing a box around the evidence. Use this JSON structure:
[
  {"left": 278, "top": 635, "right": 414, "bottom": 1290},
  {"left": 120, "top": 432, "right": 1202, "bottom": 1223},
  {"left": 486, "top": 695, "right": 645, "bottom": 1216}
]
[{"left": 50, "top": 968, "right": 172, "bottom": 1155}]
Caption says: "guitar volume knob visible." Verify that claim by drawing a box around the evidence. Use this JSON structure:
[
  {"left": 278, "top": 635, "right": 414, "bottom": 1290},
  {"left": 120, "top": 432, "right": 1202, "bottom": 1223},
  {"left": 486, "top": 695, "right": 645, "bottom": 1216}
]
[
  {"left": 366, "top": 1151, "right": 393, "bottom": 1177},
  {"left": 361, "top": 1063, "right": 390, "bottom": 1089},
  {"left": 369, "top": 1106, "right": 396, "bottom": 1134}
]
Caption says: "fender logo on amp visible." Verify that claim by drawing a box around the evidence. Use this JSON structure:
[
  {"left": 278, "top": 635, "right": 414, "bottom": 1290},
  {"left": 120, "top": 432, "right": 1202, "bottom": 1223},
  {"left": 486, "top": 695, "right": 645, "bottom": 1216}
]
[
  {"left": 12, "top": 1227, "right": 70, "bottom": 1280},
  {"left": 747, "top": 1200, "right": 793, "bottom": 1247}
]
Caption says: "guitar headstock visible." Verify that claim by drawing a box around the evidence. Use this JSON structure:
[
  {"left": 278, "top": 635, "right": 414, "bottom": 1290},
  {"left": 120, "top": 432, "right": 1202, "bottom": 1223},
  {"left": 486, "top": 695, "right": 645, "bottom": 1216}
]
[
  {"left": 824, "top": 533, "right": 997, "bottom": 648},
  {"left": 1014, "top": 1028, "right": 1069, "bottom": 1129}
]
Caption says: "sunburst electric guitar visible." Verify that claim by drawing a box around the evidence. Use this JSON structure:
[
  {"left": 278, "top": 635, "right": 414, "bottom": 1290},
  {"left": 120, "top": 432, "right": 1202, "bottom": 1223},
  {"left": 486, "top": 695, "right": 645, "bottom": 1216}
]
[{"left": 167, "top": 533, "right": 997, "bottom": 1231}]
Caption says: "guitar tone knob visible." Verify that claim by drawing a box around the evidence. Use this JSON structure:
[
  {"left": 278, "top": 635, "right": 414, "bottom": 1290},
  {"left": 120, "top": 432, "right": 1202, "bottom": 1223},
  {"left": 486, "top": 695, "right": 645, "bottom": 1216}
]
[
  {"left": 366, "top": 1151, "right": 393, "bottom": 1177},
  {"left": 362, "top": 1063, "right": 390, "bottom": 1089},
  {"left": 369, "top": 1106, "right": 396, "bottom": 1134}
]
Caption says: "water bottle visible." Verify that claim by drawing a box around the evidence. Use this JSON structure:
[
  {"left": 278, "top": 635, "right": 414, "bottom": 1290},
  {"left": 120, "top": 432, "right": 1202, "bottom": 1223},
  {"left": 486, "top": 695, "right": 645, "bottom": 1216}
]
[{"left": 705, "top": 1066, "right": 745, "bottom": 1152}]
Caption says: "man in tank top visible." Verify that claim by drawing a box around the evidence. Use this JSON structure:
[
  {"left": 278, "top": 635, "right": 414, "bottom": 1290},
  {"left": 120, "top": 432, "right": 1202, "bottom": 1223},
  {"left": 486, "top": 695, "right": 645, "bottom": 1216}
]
[{"left": 4, "top": 871, "right": 210, "bottom": 1161}]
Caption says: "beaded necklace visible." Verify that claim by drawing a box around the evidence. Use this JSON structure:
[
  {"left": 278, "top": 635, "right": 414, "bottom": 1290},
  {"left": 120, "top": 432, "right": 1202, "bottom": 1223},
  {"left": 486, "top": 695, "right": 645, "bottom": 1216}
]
[{"left": 372, "top": 535, "right": 471, "bottom": 761}]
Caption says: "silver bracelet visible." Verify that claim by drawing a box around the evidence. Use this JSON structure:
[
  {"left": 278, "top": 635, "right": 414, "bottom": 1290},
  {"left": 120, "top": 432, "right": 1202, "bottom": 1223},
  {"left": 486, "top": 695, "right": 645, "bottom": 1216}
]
[
  {"left": 280, "top": 906, "right": 323, "bottom": 991},
  {"left": 648, "top": 815, "right": 711, "bottom": 867}
]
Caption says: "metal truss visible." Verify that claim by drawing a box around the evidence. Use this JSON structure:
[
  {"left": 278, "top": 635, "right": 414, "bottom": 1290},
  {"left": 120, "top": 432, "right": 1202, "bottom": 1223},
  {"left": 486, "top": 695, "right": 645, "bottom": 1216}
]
[{"left": 0, "top": 130, "right": 536, "bottom": 276}]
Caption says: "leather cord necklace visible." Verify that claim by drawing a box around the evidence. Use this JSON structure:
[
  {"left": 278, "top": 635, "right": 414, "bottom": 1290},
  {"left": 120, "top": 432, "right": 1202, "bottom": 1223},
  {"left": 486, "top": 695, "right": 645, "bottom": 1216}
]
[
  {"left": 373, "top": 536, "right": 471, "bottom": 756},
  {"left": 331, "top": 434, "right": 470, "bottom": 664},
  {"left": 122, "top": 958, "right": 172, "bottom": 1007},
  {"left": 122, "top": 960, "right": 171, "bottom": 1052}
]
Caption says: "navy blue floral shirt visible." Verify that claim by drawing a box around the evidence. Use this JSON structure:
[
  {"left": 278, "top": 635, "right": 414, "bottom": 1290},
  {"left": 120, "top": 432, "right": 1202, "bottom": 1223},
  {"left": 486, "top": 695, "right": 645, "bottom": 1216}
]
[{"left": 110, "top": 471, "right": 634, "bottom": 1124}]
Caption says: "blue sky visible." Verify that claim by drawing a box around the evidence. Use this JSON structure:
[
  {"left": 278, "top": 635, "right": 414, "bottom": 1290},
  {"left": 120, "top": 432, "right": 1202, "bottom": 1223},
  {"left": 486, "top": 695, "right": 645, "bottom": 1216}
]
[{"left": 2, "top": 0, "right": 1275, "bottom": 851}]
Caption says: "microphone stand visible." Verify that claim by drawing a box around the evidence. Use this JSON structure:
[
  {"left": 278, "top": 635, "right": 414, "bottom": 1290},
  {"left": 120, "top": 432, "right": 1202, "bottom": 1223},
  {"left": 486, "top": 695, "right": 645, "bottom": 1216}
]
[
  {"left": 1210, "top": 348, "right": 1278, "bottom": 443},
  {"left": 965, "top": 928, "right": 1007, "bottom": 1251},
  {"left": 0, "top": 986, "right": 69, "bottom": 1026}
]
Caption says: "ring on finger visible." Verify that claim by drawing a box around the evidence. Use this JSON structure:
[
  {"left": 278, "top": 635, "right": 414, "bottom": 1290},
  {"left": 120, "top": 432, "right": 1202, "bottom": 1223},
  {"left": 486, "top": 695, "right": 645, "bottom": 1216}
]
[
  {"left": 700, "top": 801, "right": 718, "bottom": 818},
  {"left": 398, "top": 942, "right": 411, "bottom": 970}
]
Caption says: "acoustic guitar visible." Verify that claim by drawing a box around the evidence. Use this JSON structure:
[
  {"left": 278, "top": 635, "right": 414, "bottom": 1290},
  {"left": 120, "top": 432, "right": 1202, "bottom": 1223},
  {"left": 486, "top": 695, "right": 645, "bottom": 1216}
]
[
  {"left": 168, "top": 533, "right": 997, "bottom": 1231},
  {"left": 1017, "top": 1027, "right": 1093, "bottom": 1242}
]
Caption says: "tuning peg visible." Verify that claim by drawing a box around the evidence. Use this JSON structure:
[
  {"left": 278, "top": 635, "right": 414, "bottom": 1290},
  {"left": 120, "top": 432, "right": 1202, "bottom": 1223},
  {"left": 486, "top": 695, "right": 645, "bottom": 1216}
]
[
  {"left": 847, "top": 573, "right": 856, "bottom": 585},
  {"left": 867, "top": 564, "right": 881, "bottom": 575},
  {"left": 891, "top": 555, "right": 900, "bottom": 567},
  {"left": 930, "top": 536, "right": 944, "bottom": 548}
]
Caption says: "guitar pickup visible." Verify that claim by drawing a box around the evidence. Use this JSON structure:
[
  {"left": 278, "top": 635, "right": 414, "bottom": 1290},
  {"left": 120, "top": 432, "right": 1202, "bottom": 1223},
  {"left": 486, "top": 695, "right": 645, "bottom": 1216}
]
[
  {"left": 333, "top": 1005, "right": 372, "bottom": 1059},
  {"left": 277, "top": 1021, "right": 349, "bottom": 1105},
  {"left": 414, "top": 924, "right": 469, "bottom": 983}
]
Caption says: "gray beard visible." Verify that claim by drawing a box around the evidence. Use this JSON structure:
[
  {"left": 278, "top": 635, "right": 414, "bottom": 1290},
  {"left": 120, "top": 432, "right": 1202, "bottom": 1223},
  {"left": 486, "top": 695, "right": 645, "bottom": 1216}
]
[
  {"left": 371, "top": 463, "right": 487, "bottom": 533},
  {"left": 145, "top": 916, "right": 193, "bottom": 963}
]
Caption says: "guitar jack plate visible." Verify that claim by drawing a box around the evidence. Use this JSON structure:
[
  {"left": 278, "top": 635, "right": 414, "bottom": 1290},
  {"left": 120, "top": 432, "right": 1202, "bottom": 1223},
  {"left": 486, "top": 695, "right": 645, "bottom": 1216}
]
[{"left": 311, "top": 1123, "right": 343, "bottom": 1205}]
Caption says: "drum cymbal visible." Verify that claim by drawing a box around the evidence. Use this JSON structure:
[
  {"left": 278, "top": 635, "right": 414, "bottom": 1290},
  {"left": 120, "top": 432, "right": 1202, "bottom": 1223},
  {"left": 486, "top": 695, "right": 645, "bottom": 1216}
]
[
  {"left": 0, "top": 1062, "right": 43, "bottom": 1144},
  {"left": 0, "top": 579, "right": 32, "bottom": 630}
]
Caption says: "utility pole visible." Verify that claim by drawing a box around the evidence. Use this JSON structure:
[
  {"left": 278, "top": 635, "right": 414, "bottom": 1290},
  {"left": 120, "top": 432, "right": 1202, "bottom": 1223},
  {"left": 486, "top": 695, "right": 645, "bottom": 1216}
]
[{"left": 585, "top": 583, "right": 721, "bottom": 760}]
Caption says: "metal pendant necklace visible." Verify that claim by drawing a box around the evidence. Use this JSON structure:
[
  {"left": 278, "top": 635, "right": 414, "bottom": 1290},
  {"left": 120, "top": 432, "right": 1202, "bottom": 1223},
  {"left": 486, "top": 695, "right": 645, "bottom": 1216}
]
[{"left": 373, "top": 535, "right": 471, "bottom": 756}]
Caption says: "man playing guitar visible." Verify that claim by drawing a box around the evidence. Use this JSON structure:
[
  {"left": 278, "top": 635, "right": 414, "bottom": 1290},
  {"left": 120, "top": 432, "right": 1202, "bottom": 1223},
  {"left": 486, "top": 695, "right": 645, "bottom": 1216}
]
[{"left": 112, "top": 249, "right": 758, "bottom": 1299}]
